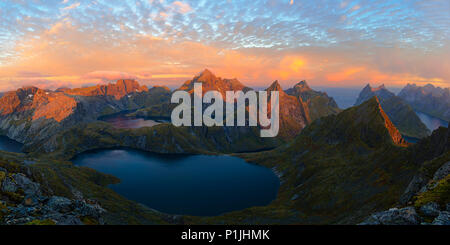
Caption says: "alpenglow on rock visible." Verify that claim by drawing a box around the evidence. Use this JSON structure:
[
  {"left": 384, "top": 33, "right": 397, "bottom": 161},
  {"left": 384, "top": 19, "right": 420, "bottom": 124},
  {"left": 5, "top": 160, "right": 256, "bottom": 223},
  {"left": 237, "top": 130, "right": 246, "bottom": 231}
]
[{"left": 0, "top": 80, "right": 171, "bottom": 148}]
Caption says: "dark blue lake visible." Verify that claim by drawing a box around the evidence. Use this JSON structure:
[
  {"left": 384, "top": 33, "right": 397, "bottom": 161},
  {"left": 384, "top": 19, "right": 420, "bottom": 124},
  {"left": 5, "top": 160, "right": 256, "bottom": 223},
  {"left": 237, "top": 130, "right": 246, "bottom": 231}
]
[
  {"left": 73, "top": 149, "right": 280, "bottom": 216},
  {"left": 0, "top": 136, "right": 23, "bottom": 153}
]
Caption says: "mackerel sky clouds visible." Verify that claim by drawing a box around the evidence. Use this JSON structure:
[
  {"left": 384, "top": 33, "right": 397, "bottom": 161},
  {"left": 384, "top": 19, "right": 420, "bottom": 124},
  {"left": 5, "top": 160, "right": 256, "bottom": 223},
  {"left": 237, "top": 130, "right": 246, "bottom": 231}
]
[{"left": 0, "top": 0, "right": 449, "bottom": 91}]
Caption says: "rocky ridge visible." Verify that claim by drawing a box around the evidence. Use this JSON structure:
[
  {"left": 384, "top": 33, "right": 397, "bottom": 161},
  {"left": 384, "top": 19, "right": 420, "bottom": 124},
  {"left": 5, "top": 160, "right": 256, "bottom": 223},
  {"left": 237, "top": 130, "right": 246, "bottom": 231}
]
[{"left": 354, "top": 84, "right": 430, "bottom": 139}]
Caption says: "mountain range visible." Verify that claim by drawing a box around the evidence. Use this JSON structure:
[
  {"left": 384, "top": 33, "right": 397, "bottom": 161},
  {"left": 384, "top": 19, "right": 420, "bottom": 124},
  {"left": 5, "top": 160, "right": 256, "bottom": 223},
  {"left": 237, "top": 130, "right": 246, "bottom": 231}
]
[
  {"left": 0, "top": 70, "right": 449, "bottom": 225},
  {"left": 0, "top": 80, "right": 171, "bottom": 148},
  {"left": 398, "top": 83, "right": 450, "bottom": 122}
]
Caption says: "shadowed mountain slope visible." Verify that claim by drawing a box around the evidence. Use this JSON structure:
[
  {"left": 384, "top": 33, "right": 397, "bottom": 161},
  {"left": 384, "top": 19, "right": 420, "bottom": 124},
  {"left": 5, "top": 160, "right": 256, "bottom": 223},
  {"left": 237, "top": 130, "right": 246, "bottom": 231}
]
[
  {"left": 398, "top": 83, "right": 450, "bottom": 122},
  {"left": 354, "top": 84, "right": 430, "bottom": 139},
  {"left": 286, "top": 80, "right": 341, "bottom": 122}
]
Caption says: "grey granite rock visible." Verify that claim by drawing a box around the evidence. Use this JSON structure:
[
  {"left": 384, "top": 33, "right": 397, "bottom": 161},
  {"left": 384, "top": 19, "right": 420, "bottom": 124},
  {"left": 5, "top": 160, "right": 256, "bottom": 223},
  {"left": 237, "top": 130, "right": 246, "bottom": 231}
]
[
  {"left": 420, "top": 202, "right": 441, "bottom": 217},
  {"left": 432, "top": 211, "right": 450, "bottom": 225},
  {"left": 359, "top": 207, "right": 421, "bottom": 225}
]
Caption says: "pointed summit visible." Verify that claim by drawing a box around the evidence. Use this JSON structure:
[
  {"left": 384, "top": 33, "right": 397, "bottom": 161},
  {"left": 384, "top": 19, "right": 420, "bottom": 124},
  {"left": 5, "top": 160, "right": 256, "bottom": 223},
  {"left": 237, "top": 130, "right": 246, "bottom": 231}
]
[
  {"left": 285, "top": 80, "right": 340, "bottom": 122},
  {"left": 266, "top": 80, "right": 283, "bottom": 92},
  {"left": 355, "top": 84, "right": 394, "bottom": 106},
  {"left": 294, "top": 80, "right": 311, "bottom": 92},
  {"left": 177, "top": 69, "right": 251, "bottom": 96},
  {"left": 264, "top": 81, "right": 309, "bottom": 138},
  {"left": 196, "top": 69, "right": 217, "bottom": 82}
]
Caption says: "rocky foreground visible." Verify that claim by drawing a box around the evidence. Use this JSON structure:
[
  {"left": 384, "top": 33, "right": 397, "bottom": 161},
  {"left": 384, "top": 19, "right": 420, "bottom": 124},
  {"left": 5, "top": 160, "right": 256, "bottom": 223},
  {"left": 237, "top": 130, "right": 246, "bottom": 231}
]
[
  {"left": 0, "top": 167, "right": 105, "bottom": 225},
  {"left": 360, "top": 161, "right": 450, "bottom": 225}
]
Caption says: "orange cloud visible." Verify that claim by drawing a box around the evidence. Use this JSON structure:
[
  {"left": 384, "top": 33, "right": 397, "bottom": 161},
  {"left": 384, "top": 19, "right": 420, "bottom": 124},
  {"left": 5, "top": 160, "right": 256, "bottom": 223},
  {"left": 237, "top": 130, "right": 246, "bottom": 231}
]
[
  {"left": 268, "top": 56, "right": 308, "bottom": 80},
  {"left": 326, "top": 67, "right": 365, "bottom": 82},
  {"left": 0, "top": 16, "right": 448, "bottom": 92}
]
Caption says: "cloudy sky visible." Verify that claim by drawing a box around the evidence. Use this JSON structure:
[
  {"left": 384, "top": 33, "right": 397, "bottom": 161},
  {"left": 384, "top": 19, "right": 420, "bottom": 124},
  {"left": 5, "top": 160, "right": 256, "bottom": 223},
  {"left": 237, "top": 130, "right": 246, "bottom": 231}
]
[{"left": 0, "top": 0, "right": 449, "bottom": 91}]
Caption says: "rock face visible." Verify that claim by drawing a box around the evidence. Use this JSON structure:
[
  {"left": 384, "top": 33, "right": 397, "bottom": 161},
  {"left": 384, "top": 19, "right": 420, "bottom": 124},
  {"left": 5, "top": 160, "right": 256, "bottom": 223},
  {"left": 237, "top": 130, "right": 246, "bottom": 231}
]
[
  {"left": 354, "top": 84, "right": 430, "bottom": 139},
  {"left": 0, "top": 80, "right": 171, "bottom": 149},
  {"left": 286, "top": 80, "right": 340, "bottom": 122},
  {"left": 265, "top": 81, "right": 309, "bottom": 138},
  {"left": 398, "top": 83, "right": 450, "bottom": 121},
  {"left": 0, "top": 87, "right": 78, "bottom": 122}
]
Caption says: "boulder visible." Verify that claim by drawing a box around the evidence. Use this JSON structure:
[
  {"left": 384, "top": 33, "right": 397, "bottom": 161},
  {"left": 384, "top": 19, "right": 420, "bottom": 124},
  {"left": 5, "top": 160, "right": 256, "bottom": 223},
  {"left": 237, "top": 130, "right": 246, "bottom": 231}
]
[
  {"left": 359, "top": 207, "right": 421, "bottom": 225},
  {"left": 46, "top": 196, "right": 73, "bottom": 213},
  {"left": 12, "top": 173, "right": 41, "bottom": 196},
  {"left": 420, "top": 202, "right": 441, "bottom": 217},
  {"left": 433, "top": 162, "right": 450, "bottom": 181},
  {"left": 73, "top": 200, "right": 105, "bottom": 218},
  {"left": 23, "top": 195, "right": 39, "bottom": 207},
  {"left": 55, "top": 215, "right": 83, "bottom": 225},
  {"left": 432, "top": 211, "right": 450, "bottom": 225},
  {"left": 1, "top": 177, "right": 18, "bottom": 193}
]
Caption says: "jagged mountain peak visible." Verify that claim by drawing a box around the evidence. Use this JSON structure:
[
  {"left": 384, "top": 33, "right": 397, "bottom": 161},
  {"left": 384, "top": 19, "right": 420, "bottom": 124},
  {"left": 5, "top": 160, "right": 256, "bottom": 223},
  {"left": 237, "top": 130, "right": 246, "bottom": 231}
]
[
  {"left": 372, "top": 84, "right": 386, "bottom": 91},
  {"left": 65, "top": 79, "right": 148, "bottom": 99},
  {"left": 266, "top": 80, "right": 283, "bottom": 92},
  {"left": 196, "top": 68, "right": 217, "bottom": 82},
  {"left": 294, "top": 80, "right": 311, "bottom": 91},
  {"left": 178, "top": 69, "right": 250, "bottom": 95},
  {"left": 355, "top": 83, "right": 395, "bottom": 106}
]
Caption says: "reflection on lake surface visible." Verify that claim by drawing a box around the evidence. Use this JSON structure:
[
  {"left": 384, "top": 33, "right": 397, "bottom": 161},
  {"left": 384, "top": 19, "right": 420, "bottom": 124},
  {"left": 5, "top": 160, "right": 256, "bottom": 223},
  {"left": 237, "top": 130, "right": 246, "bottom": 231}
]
[
  {"left": 415, "top": 111, "right": 448, "bottom": 132},
  {"left": 73, "top": 149, "right": 280, "bottom": 216},
  {"left": 101, "top": 114, "right": 167, "bottom": 129},
  {"left": 0, "top": 136, "right": 23, "bottom": 153}
]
